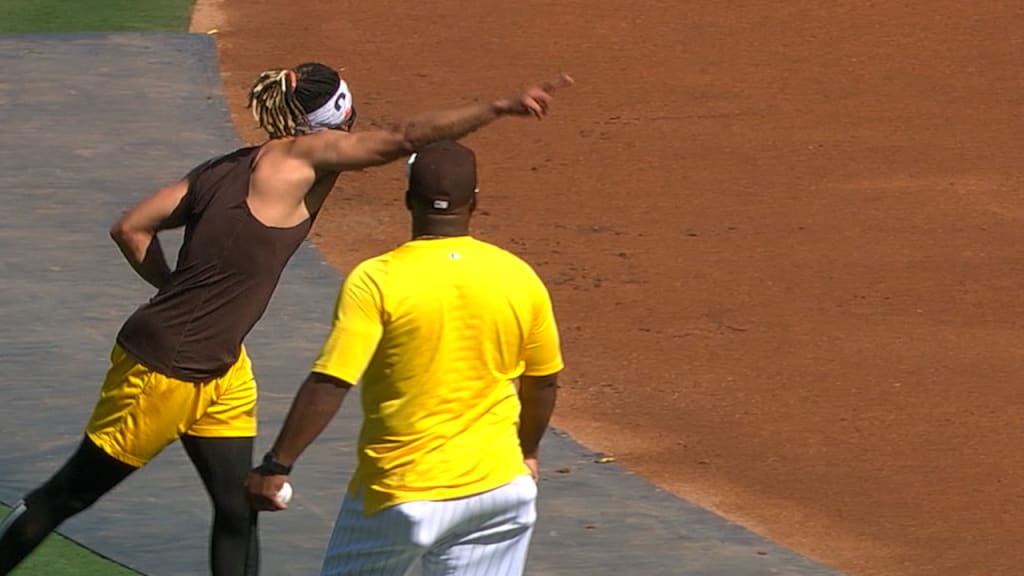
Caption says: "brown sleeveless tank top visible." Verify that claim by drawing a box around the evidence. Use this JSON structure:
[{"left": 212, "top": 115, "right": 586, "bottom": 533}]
[{"left": 116, "top": 146, "right": 312, "bottom": 382}]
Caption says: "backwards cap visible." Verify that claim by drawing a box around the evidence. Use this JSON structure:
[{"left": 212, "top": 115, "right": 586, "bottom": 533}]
[{"left": 406, "top": 141, "right": 477, "bottom": 213}]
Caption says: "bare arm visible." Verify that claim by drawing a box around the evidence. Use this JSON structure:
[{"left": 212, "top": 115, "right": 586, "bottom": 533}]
[
  {"left": 269, "top": 371, "right": 352, "bottom": 467},
  {"left": 109, "top": 179, "right": 190, "bottom": 290},
  {"left": 246, "top": 371, "right": 352, "bottom": 510},
  {"left": 296, "top": 74, "right": 574, "bottom": 172},
  {"left": 519, "top": 372, "right": 559, "bottom": 478}
]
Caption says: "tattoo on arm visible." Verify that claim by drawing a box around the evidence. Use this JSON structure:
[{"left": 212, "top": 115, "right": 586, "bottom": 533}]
[{"left": 399, "top": 102, "right": 501, "bottom": 149}]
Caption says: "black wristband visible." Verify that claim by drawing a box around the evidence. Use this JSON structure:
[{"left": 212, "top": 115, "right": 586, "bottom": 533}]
[{"left": 256, "top": 451, "right": 292, "bottom": 476}]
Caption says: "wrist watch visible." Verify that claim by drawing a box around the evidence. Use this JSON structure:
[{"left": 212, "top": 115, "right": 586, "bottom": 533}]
[{"left": 259, "top": 451, "right": 292, "bottom": 475}]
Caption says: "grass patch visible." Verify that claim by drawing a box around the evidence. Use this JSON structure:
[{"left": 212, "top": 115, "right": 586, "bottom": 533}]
[
  {"left": 0, "top": 0, "right": 194, "bottom": 33},
  {"left": 1, "top": 503, "right": 142, "bottom": 575}
]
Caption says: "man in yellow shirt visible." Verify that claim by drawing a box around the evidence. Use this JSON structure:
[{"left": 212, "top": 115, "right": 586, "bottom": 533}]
[{"left": 247, "top": 140, "right": 563, "bottom": 576}]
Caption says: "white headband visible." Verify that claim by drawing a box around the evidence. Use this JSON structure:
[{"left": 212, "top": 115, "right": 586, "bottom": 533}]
[{"left": 305, "top": 79, "right": 354, "bottom": 130}]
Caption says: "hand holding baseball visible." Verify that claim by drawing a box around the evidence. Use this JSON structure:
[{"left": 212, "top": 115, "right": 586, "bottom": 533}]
[
  {"left": 245, "top": 470, "right": 291, "bottom": 511},
  {"left": 276, "top": 481, "right": 293, "bottom": 506}
]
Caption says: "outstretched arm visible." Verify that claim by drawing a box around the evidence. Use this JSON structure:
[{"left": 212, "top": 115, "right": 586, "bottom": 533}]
[
  {"left": 295, "top": 73, "right": 574, "bottom": 172},
  {"left": 109, "top": 178, "right": 190, "bottom": 290}
]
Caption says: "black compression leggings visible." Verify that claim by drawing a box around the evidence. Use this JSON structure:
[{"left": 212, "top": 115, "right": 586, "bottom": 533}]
[
  {"left": 0, "top": 435, "right": 258, "bottom": 576},
  {"left": 182, "top": 435, "right": 259, "bottom": 576}
]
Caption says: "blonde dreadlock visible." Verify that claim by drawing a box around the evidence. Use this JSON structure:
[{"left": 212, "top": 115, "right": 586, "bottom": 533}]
[
  {"left": 247, "top": 63, "right": 346, "bottom": 138},
  {"left": 247, "top": 69, "right": 311, "bottom": 138}
]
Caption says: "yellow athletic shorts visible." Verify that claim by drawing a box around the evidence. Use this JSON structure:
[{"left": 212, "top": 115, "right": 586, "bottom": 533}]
[{"left": 85, "top": 344, "right": 258, "bottom": 467}]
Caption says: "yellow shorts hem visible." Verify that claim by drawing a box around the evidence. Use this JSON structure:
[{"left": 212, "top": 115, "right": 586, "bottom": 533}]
[
  {"left": 184, "top": 425, "right": 258, "bottom": 439},
  {"left": 86, "top": 431, "right": 147, "bottom": 468}
]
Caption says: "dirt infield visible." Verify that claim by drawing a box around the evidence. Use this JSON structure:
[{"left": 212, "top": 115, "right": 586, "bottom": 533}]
[{"left": 193, "top": 2, "right": 1024, "bottom": 575}]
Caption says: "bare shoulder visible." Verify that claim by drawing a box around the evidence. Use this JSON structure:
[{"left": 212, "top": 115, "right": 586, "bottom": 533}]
[
  {"left": 250, "top": 139, "right": 318, "bottom": 199},
  {"left": 256, "top": 139, "right": 314, "bottom": 173}
]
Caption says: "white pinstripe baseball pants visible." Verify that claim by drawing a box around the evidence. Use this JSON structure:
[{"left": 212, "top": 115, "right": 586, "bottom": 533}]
[{"left": 320, "top": 475, "right": 538, "bottom": 576}]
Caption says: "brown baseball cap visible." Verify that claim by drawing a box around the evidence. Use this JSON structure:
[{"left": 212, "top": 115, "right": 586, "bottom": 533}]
[{"left": 405, "top": 140, "right": 477, "bottom": 214}]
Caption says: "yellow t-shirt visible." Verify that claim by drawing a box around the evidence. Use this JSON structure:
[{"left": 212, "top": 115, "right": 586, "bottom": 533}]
[{"left": 312, "top": 236, "right": 563, "bottom": 514}]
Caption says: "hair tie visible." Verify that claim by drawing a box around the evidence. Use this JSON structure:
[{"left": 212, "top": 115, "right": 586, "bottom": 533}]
[{"left": 288, "top": 70, "right": 297, "bottom": 89}]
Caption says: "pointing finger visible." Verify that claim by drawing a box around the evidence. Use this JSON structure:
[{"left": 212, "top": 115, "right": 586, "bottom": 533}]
[{"left": 541, "top": 73, "right": 575, "bottom": 92}]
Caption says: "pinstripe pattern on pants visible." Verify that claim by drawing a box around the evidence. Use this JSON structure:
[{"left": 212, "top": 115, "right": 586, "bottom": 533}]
[{"left": 320, "top": 475, "right": 537, "bottom": 576}]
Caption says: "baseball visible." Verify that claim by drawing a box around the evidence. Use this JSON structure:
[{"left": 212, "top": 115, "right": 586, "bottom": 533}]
[{"left": 276, "top": 481, "right": 293, "bottom": 506}]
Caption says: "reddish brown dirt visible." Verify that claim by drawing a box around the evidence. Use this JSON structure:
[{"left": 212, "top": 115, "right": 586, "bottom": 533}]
[{"left": 194, "top": 2, "right": 1024, "bottom": 575}]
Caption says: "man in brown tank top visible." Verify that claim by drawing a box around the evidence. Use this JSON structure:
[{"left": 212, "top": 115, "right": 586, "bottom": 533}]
[{"left": 0, "top": 62, "right": 573, "bottom": 576}]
